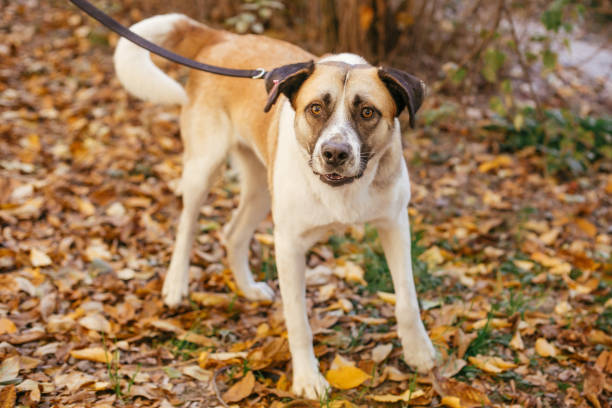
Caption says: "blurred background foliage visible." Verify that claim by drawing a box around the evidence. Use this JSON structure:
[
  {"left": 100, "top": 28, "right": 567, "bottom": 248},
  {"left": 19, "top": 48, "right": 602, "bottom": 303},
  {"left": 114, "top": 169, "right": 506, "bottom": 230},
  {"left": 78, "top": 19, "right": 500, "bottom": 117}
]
[{"left": 109, "top": 0, "right": 610, "bottom": 178}]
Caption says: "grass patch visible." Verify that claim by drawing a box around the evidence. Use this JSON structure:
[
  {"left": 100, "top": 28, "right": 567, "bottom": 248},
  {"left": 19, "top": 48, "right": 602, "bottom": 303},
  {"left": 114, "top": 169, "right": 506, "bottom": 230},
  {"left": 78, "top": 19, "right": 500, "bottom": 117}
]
[
  {"left": 327, "top": 224, "right": 441, "bottom": 294},
  {"left": 596, "top": 307, "right": 612, "bottom": 334}
]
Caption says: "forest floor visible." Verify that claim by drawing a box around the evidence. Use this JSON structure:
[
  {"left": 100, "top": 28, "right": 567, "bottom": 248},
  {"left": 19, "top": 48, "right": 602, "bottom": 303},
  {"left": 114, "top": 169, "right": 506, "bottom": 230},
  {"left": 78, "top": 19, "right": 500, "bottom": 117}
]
[{"left": 0, "top": 2, "right": 611, "bottom": 407}]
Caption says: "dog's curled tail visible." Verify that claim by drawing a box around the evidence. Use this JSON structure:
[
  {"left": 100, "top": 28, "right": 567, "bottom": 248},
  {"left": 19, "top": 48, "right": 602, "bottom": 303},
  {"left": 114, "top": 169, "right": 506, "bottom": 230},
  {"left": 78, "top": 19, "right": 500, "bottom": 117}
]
[{"left": 113, "top": 14, "right": 218, "bottom": 105}]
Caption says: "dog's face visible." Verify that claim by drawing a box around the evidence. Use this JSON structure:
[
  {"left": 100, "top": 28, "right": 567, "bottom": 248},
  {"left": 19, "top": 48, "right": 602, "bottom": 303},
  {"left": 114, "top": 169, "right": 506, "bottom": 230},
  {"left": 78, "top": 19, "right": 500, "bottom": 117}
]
[{"left": 264, "top": 59, "right": 424, "bottom": 187}]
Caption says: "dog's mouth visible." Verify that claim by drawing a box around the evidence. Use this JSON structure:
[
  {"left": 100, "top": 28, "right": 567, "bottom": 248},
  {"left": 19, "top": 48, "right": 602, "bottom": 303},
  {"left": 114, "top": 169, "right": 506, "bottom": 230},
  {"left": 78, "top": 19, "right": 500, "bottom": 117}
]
[
  {"left": 319, "top": 173, "right": 356, "bottom": 186},
  {"left": 309, "top": 151, "right": 373, "bottom": 187}
]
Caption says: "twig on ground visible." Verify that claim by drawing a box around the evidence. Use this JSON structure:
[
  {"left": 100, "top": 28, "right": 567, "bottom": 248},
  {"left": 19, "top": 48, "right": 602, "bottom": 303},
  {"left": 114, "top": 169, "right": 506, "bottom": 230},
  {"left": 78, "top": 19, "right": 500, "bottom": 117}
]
[{"left": 212, "top": 366, "right": 231, "bottom": 408}]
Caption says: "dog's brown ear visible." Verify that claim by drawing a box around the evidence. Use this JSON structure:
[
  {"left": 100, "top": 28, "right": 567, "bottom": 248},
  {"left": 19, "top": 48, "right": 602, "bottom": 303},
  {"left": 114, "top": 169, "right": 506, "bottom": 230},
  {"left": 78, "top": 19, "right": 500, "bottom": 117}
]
[
  {"left": 378, "top": 67, "right": 425, "bottom": 128},
  {"left": 264, "top": 61, "right": 315, "bottom": 113}
]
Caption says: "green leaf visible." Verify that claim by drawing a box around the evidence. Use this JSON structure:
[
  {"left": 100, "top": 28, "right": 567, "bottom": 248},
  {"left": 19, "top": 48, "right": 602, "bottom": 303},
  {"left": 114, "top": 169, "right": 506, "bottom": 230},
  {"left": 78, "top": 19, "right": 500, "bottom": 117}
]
[
  {"left": 541, "top": 0, "right": 567, "bottom": 32},
  {"left": 489, "top": 96, "right": 506, "bottom": 117},
  {"left": 482, "top": 49, "right": 506, "bottom": 83},
  {"left": 542, "top": 50, "right": 557, "bottom": 70},
  {"left": 451, "top": 67, "right": 467, "bottom": 84},
  {"left": 514, "top": 114, "right": 525, "bottom": 131}
]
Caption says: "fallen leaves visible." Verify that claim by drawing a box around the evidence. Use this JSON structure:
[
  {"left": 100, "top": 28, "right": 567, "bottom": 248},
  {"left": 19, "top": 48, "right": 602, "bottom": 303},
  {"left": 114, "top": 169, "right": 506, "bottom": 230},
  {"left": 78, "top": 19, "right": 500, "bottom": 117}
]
[
  {"left": 69, "top": 347, "right": 112, "bottom": 363},
  {"left": 370, "top": 343, "right": 393, "bottom": 363},
  {"left": 325, "top": 355, "right": 371, "bottom": 390},
  {"left": 467, "top": 355, "right": 516, "bottom": 374},
  {"left": 29, "top": 248, "right": 52, "bottom": 267},
  {"left": 223, "top": 371, "right": 255, "bottom": 403},
  {"left": 0, "top": 318, "right": 17, "bottom": 335},
  {"left": 0, "top": 2, "right": 610, "bottom": 407},
  {"left": 432, "top": 373, "right": 491, "bottom": 408},
  {"left": 535, "top": 338, "right": 558, "bottom": 358},
  {"left": 0, "top": 357, "right": 20, "bottom": 384},
  {"left": 0, "top": 385, "right": 16, "bottom": 408},
  {"left": 368, "top": 387, "right": 425, "bottom": 402}
]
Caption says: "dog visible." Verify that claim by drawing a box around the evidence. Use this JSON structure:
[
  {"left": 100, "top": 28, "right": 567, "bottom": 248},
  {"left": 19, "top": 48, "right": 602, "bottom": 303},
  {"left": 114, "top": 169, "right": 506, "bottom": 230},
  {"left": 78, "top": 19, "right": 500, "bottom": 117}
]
[{"left": 113, "top": 14, "right": 436, "bottom": 399}]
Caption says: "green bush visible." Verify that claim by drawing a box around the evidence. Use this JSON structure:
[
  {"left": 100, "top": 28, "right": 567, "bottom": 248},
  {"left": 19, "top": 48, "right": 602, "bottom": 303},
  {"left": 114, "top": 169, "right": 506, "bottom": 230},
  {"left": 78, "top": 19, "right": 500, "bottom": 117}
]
[{"left": 486, "top": 108, "right": 612, "bottom": 176}]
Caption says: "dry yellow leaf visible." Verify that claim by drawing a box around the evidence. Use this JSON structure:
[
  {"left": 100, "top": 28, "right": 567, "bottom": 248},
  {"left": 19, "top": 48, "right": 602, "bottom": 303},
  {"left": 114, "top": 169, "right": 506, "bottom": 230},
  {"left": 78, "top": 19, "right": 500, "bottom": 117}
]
[
  {"left": 254, "top": 233, "right": 274, "bottom": 246},
  {"left": 78, "top": 313, "right": 111, "bottom": 333},
  {"left": 325, "top": 365, "right": 370, "bottom": 390},
  {"left": 478, "top": 155, "right": 513, "bottom": 173},
  {"left": 535, "top": 338, "right": 557, "bottom": 357},
  {"left": 0, "top": 318, "right": 17, "bottom": 335},
  {"left": 0, "top": 384, "right": 16, "bottom": 408},
  {"left": 76, "top": 197, "right": 96, "bottom": 216},
  {"left": 605, "top": 176, "right": 612, "bottom": 194},
  {"left": 588, "top": 330, "right": 612, "bottom": 347},
  {"left": 432, "top": 373, "right": 490, "bottom": 408},
  {"left": 467, "top": 355, "right": 516, "bottom": 374},
  {"left": 441, "top": 396, "right": 463, "bottom": 408},
  {"left": 382, "top": 366, "right": 412, "bottom": 382},
  {"left": 276, "top": 374, "right": 290, "bottom": 391},
  {"left": 575, "top": 218, "right": 597, "bottom": 237},
  {"left": 554, "top": 301, "right": 572, "bottom": 315},
  {"left": 30, "top": 248, "right": 51, "bottom": 267},
  {"left": 539, "top": 228, "right": 560, "bottom": 245},
  {"left": 333, "top": 261, "right": 366, "bottom": 285},
  {"left": 419, "top": 246, "right": 445, "bottom": 268},
  {"left": 190, "top": 292, "right": 231, "bottom": 307},
  {"left": 509, "top": 331, "right": 524, "bottom": 351},
  {"left": 377, "top": 291, "right": 396, "bottom": 305},
  {"left": 513, "top": 260, "right": 534, "bottom": 271},
  {"left": 255, "top": 322, "right": 270, "bottom": 338},
  {"left": 371, "top": 343, "right": 393, "bottom": 364},
  {"left": 222, "top": 371, "right": 255, "bottom": 403},
  {"left": 70, "top": 347, "right": 112, "bottom": 363},
  {"left": 369, "top": 388, "right": 425, "bottom": 402}
]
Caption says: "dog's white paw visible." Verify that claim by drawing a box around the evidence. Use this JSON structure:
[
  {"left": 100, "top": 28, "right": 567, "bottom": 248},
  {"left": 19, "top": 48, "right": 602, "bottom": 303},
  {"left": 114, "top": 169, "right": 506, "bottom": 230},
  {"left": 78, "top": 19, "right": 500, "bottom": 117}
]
[
  {"left": 241, "top": 282, "right": 274, "bottom": 301},
  {"left": 401, "top": 329, "right": 436, "bottom": 373},
  {"left": 292, "top": 371, "right": 330, "bottom": 400},
  {"left": 162, "top": 277, "right": 188, "bottom": 308}
]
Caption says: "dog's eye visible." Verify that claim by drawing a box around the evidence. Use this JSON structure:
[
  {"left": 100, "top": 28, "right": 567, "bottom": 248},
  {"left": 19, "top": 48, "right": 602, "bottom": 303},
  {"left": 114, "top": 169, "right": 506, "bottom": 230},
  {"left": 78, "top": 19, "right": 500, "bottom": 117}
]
[
  {"left": 361, "top": 107, "right": 374, "bottom": 119},
  {"left": 310, "top": 104, "right": 323, "bottom": 115}
]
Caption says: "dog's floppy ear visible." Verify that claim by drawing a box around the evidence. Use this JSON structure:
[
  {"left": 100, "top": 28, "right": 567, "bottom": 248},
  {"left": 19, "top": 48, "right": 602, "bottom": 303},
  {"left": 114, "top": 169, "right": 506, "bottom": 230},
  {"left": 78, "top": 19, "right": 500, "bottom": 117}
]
[
  {"left": 264, "top": 61, "right": 315, "bottom": 113},
  {"left": 378, "top": 67, "right": 426, "bottom": 128}
]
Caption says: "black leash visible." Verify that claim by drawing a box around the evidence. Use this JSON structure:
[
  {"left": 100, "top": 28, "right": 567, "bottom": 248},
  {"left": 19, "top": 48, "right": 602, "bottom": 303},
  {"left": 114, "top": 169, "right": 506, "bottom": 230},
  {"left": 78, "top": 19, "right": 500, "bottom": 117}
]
[{"left": 68, "top": 0, "right": 267, "bottom": 79}]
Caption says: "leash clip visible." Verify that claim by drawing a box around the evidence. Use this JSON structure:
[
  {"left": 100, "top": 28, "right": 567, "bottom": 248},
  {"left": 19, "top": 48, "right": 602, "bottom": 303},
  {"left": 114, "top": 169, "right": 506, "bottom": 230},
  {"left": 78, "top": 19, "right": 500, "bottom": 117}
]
[{"left": 252, "top": 68, "right": 267, "bottom": 79}]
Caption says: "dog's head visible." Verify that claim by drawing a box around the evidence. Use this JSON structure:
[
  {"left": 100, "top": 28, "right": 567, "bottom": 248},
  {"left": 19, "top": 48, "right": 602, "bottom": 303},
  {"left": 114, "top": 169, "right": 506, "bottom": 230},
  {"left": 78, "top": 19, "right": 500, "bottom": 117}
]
[{"left": 264, "top": 54, "right": 425, "bottom": 187}]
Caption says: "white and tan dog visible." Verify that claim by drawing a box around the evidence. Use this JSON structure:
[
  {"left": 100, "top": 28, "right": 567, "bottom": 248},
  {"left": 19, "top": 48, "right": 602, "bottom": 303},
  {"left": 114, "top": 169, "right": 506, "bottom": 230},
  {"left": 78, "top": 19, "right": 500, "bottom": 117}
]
[{"left": 114, "top": 14, "right": 436, "bottom": 399}]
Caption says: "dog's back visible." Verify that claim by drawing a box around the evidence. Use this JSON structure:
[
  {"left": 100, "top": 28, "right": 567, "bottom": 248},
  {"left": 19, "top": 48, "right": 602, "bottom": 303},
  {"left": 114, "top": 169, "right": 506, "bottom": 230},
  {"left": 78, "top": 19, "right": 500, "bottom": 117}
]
[{"left": 113, "top": 14, "right": 313, "bottom": 166}]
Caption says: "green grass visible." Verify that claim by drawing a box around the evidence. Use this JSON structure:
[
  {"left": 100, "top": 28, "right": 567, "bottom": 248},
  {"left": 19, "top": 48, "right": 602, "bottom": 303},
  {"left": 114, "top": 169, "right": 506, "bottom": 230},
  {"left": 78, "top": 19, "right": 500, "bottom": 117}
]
[
  {"left": 464, "top": 315, "right": 494, "bottom": 358},
  {"left": 596, "top": 307, "right": 612, "bottom": 334},
  {"left": 328, "top": 224, "right": 441, "bottom": 295}
]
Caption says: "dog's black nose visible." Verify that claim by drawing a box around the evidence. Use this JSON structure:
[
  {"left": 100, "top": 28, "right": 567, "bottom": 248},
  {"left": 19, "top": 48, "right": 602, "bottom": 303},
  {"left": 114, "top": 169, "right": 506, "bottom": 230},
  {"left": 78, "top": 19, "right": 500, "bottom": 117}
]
[{"left": 321, "top": 142, "right": 351, "bottom": 166}]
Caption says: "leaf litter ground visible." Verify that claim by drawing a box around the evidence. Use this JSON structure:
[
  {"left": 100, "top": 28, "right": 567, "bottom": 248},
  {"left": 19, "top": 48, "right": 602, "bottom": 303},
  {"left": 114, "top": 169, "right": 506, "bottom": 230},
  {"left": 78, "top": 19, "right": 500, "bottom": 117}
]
[{"left": 0, "top": 2, "right": 611, "bottom": 407}]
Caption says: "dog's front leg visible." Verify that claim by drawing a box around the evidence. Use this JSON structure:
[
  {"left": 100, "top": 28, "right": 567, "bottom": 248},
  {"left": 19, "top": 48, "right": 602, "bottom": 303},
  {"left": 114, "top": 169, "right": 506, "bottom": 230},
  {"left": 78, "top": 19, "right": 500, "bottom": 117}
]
[
  {"left": 378, "top": 213, "right": 436, "bottom": 372},
  {"left": 275, "top": 231, "right": 329, "bottom": 400}
]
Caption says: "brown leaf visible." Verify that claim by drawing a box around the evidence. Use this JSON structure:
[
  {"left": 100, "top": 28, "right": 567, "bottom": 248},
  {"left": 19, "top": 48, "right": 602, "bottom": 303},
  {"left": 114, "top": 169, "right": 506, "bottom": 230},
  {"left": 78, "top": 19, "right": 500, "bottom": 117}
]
[
  {"left": 0, "top": 384, "right": 16, "bottom": 408},
  {"left": 0, "top": 318, "right": 17, "bottom": 335},
  {"left": 574, "top": 218, "right": 597, "bottom": 237},
  {"left": 432, "top": 372, "right": 490, "bottom": 408},
  {"left": 0, "top": 356, "right": 20, "bottom": 383},
  {"left": 248, "top": 337, "right": 291, "bottom": 370},
  {"left": 70, "top": 347, "right": 112, "bottom": 363},
  {"left": 583, "top": 366, "right": 604, "bottom": 408},
  {"left": 222, "top": 371, "right": 255, "bottom": 403},
  {"left": 535, "top": 338, "right": 558, "bottom": 357}
]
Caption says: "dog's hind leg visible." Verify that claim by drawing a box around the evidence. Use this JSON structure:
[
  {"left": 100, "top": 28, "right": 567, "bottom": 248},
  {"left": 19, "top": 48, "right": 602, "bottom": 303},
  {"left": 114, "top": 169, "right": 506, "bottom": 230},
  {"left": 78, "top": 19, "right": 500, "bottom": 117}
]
[
  {"left": 162, "top": 110, "right": 230, "bottom": 307},
  {"left": 222, "top": 145, "right": 274, "bottom": 301}
]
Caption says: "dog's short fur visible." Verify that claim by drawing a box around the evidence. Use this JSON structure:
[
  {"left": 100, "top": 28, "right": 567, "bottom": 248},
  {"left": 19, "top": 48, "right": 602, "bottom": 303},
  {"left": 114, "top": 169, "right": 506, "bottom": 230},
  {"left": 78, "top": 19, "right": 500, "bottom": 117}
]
[{"left": 114, "top": 14, "right": 436, "bottom": 399}]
